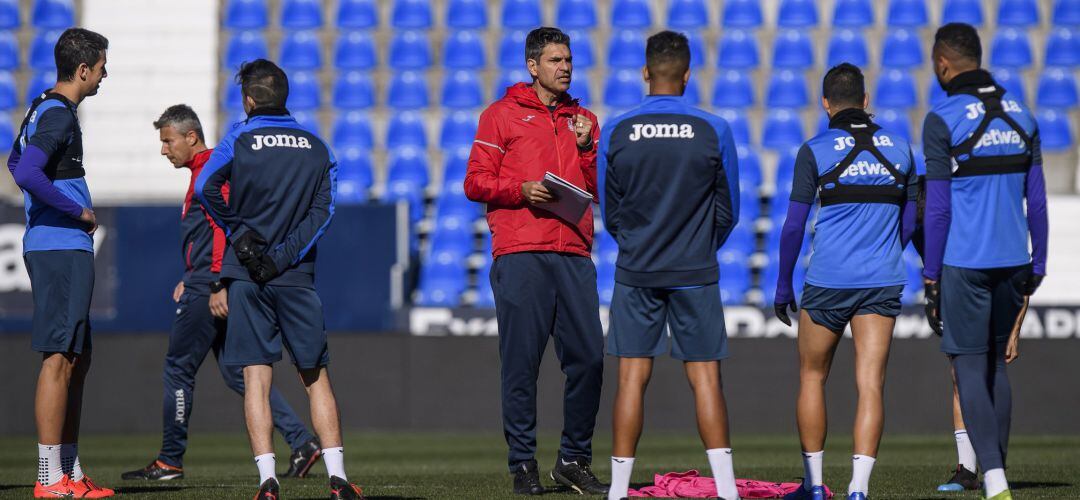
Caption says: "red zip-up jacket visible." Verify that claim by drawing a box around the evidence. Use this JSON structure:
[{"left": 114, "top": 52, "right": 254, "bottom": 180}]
[
  {"left": 180, "top": 148, "right": 229, "bottom": 292},
  {"left": 464, "top": 82, "right": 599, "bottom": 258}
]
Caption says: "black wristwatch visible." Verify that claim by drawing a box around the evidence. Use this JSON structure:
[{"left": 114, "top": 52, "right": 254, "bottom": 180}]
[
  {"left": 209, "top": 281, "right": 225, "bottom": 293},
  {"left": 577, "top": 141, "right": 594, "bottom": 152}
]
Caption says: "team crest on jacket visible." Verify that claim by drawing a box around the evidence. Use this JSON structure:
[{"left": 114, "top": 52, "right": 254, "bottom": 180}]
[
  {"left": 251, "top": 134, "right": 313, "bottom": 151},
  {"left": 567, "top": 117, "right": 575, "bottom": 132}
]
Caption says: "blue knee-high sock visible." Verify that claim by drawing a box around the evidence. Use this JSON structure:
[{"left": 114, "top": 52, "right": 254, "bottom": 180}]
[
  {"left": 952, "top": 352, "right": 1005, "bottom": 471},
  {"left": 991, "top": 343, "right": 1012, "bottom": 467}
]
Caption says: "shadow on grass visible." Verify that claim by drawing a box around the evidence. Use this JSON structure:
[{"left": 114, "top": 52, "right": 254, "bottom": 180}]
[
  {"left": 295, "top": 497, "right": 426, "bottom": 500},
  {"left": 0, "top": 484, "right": 28, "bottom": 491},
  {"left": 1012, "top": 480, "right": 1071, "bottom": 490},
  {"left": 113, "top": 485, "right": 186, "bottom": 494}
]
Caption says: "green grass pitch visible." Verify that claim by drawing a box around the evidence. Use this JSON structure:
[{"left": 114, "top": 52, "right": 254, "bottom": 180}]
[{"left": 0, "top": 432, "right": 1076, "bottom": 499}]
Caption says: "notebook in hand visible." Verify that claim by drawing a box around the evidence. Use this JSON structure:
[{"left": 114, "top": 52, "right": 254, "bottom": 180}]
[{"left": 534, "top": 171, "right": 594, "bottom": 224}]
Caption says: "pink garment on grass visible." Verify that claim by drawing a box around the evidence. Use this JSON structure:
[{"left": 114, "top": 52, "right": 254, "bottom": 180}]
[{"left": 628, "top": 470, "right": 834, "bottom": 498}]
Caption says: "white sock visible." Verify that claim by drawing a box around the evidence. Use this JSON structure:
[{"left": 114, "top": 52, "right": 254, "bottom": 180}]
[
  {"left": 707, "top": 448, "right": 739, "bottom": 500},
  {"left": 983, "top": 468, "right": 1009, "bottom": 497},
  {"left": 608, "top": 457, "right": 634, "bottom": 500},
  {"left": 801, "top": 450, "right": 824, "bottom": 490},
  {"left": 61, "top": 443, "right": 83, "bottom": 481},
  {"left": 954, "top": 431, "right": 977, "bottom": 472},
  {"left": 254, "top": 453, "right": 276, "bottom": 484},
  {"left": 37, "top": 444, "right": 64, "bottom": 485},
  {"left": 847, "top": 454, "right": 875, "bottom": 495},
  {"left": 323, "top": 447, "right": 346, "bottom": 480}
]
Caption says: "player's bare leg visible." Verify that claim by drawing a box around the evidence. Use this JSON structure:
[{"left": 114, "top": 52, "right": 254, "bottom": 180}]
[
  {"left": 612, "top": 357, "right": 653, "bottom": 457},
  {"left": 796, "top": 311, "right": 842, "bottom": 453},
  {"left": 299, "top": 367, "right": 343, "bottom": 449},
  {"left": 62, "top": 353, "right": 91, "bottom": 445},
  {"left": 849, "top": 314, "right": 894, "bottom": 458},
  {"left": 36, "top": 353, "right": 77, "bottom": 446},
  {"left": 684, "top": 361, "right": 730, "bottom": 449},
  {"left": 243, "top": 365, "right": 275, "bottom": 456}
]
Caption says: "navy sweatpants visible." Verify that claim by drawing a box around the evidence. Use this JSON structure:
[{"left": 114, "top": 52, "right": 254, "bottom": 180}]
[
  {"left": 158, "top": 291, "right": 314, "bottom": 468},
  {"left": 941, "top": 265, "right": 1027, "bottom": 472},
  {"left": 490, "top": 252, "right": 604, "bottom": 470}
]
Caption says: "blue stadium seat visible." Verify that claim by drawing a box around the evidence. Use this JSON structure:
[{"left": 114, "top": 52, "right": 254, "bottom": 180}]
[
  {"left": 928, "top": 78, "right": 947, "bottom": 106},
  {"left": 436, "top": 183, "right": 479, "bottom": 220},
  {"left": 430, "top": 213, "right": 474, "bottom": 256},
  {"left": 281, "top": 0, "right": 323, "bottom": 29},
  {"left": 712, "top": 71, "right": 754, "bottom": 109},
  {"left": 875, "top": 69, "right": 917, "bottom": 109},
  {"left": 827, "top": 29, "right": 869, "bottom": 68},
  {"left": 1054, "top": 0, "right": 1080, "bottom": 26},
  {"left": 604, "top": 70, "right": 643, "bottom": 108},
  {"left": 502, "top": 0, "right": 542, "bottom": 28},
  {"left": 331, "top": 71, "right": 375, "bottom": 111},
  {"left": 1036, "top": 108, "right": 1074, "bottom": 151},
  {"left": 446, "top": 0, "right": 487, "bottom": 29},
  {"left": 815, "top": 112, "right": 830, "bottom": 135},
  {"left": 416, "top": 258, "right": 467, "bottom": 307},
  {"left": 941, "top": 0, "right": 983, "bottom": 25},
  {"left": 683, "top": 77, "right": 701, "bottom": 106},
  {"left": 0, "top": 112, "right": 12, "bottom": 153},
  {"left": 762, "top": 109, "right": 803, "bottom": 151},
  {"left": 557, "top": 0, "right": 596, "bottom": 29},
  {"left": 475, "top": 260, "right": 496, "bottom": 307},
  {"left": 444, "top": 30, "right": 486, "bottom": 69},
  {"left": 0, "top": 0, "right": 19, "bottom": 29},
  {"left": 767, "top": 70, "right": 808, "bottom": 108},
  {"left": 594, "top": 230, "right": 618, "bottom": 266},
  {"left": 778, "top": 0, "right": 817, "bottom": 27},
  {"left": 875, "top": 108, "right": 912, "bottom": 142},
  {"left": 832, "top": 0, "right": 874, "bottom": 27},
  {"left": 736, "top": 144, "right": 763, "bottom": 191},
  {"left": 685, "top": 31, "right": 706, "bottom": 68},
  {"left": 291, "top": 110, "right": 320, "bottom": 135},
  {"left": 715, "top": 108, "right": 752, "bottom": 145},
  {"left": 566, "top": 29, "right": 594, "bottom": 69},
  {"left": 440, "top": 111, "right": 477, "bottom": 149},
  {"left": 881, "top": 29, "right": 922, "bottom": 69},
  {"left": 903, "top": 263, "right": 924, "bottom": 306},
  {"left": 441, "top": 71, "right": 484, "bottom": 109},
  {"left": 1045, "top": 28, "right": 1080, "bottom": 67},
  {"left": 597, "top": 260, "right": 616, "bottom": 305},
  {"left": 611, "top": 0, "right": 652, "bottom": 28},
  {"left": 32, "top": 0, "right": 73, "bottom": 29},
  {"left": 279, "top": 30, "right": 322, "bottom": 70},
  {"left": 494, "top": 69, "right": 529, "bottom": 97},
  {"left": 332, "top": 111, "right": 374, "bottom": 149},
  {"left": 718, "top": 252, "right": 750, "bottom": 305},
  {"left": 285, "top": 71, "right": 320, "bottom": 110},
  {"left": 994, "top": 68, "right": 1027, "bottom": 102},
  {"left": 387, "top": 71, "right": 429, "bottom": 109},
  {"left": 991, "top": 29, "right": 1033, "bottom": 69},
  {"left": 336, "top": 0, "right": 377, "bottom": 29},
  {"left": 385, "top": 177, "right": 425, "bottom": 223},
  {"left": 224, "top": 0, "right": 268, "bottom": 29},
  {"left": 716, "top": 30, "right": 759, "bottom": 69},
  {"left": 25, "top": 71, "right": 52, "bottom": 105},
  {"left": 997, "top": 0, "right": 1039, "bottom": 27},
  {"left": 387, "top": 111, "right": 428, "bottom": 149},
  {"left": 774, "top": 147, "right": 797, "bottom": 192},
  {"left": 721, "top": 227, "right": 754, "bottom": 260},
  {"left": 336, "top": 146, "right": 373, "bottom": 203},
  {"left": 222, "top": 81, "right": 244, "bottom": 111},
  {"left": 30, "top": 30, "right": 61, "bottom": 70},
  {"left": 443, "top": 146, "right": 471, "bottom": 183},
  {"left": 334, "top": 30, "right": 376, "bottom": 70},
  {"left": 1038, "top": 67, "right": 1079, "bottom": 108},
  {"left": 912, "top": 148, "right": 926, "bottom": 176},
  {"left": 498, "top": 30, "right": 528, "bottom": 69},
  {"left": 608, "top": 30, "right": 646, "bottom": 68},
  {"left": 670, "top": 0, "right": 709, "bottom": 29},
  {"left": 722, "top": 0, "right": 762, "bottom": 28},
  {"left": 772, "top": 30, "right": 814, "bottom": 69},
  {"left": 223, "top": 31, "right": 268, "bottom": 70},
  {"left": 392, "top": 0, "right": 432, "bottom": 29},
  {"left": 389, "top": 31, "right": 431, "bottom": 70},
  {"left": 0, "top": 71, "right": 15, "bottom": 109},
  {"left": 569, "top": 75, "right": 591, "bottom": 105},
  {"left": 887, "top": 0, "right": 928, "bottom": 27},
  {"left": 0, "top": 31, "right": 18, "bottom": 71},
  {"left": 387, "top": 146, "right": 431, "bottom": 188}
]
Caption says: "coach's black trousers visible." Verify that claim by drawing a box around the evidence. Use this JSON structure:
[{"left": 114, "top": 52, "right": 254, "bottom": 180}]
[{"left": 490, "top": 252, "right": 604, "bottom": 471}]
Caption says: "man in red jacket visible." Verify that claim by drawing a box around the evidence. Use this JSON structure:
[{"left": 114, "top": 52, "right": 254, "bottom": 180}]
[{"left": 465, "top": 27, "right": 607, "bottom": 496}]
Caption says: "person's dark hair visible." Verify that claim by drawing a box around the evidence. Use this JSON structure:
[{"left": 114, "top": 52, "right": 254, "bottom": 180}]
[
  {"left": 646, "top": 31, "right": 691, "bottom": 80},
  {"left": 822, "top": 63, "right": 866, "bottom": 108},
  {"left": 934, "top": 23, "right": 982, "bottom": 65},
  {"left": 54, "top": 28, "right": 108, "bottom": 82},
  {"left": 235, "top": 59, "right": 289, "bottom": 109},
  {"left": 525, "top": 27, "right": 571, "bottom": 63},
  {"left": 153, "top": 104, "right": 205, "bottom": 143}
]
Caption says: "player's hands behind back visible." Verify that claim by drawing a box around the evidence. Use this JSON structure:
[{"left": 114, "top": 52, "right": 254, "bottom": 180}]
[{"left": 232, "top": 230, "right": 268, "bottom": 268}]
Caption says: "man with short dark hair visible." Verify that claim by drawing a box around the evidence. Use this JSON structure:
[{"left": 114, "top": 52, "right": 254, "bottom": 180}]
[
  {"left": 196, "top": 59, "right": 363, "bottom": 500},
  {"left": 601, "top": 30, "right": 742, "bottom": 500},
  {"left": 465, "top": 26, "right": 607, "bottom": 496},
  {"left": 921, "top": 23, "right": 1047, "bottom": 500},
  {"left": 7, "top": 27, "right": 115, "bottom": 499},
  {"left": 121, "top": 104, "right": 321, "bottom": 482}
]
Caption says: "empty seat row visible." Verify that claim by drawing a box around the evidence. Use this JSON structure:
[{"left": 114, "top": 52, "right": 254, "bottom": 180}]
[
  {"left": 0, "top": 0, "right": 73, "bottom": 30},
  {"left": 224, "top": 0, "right": 1080, "bottom": 31}
]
